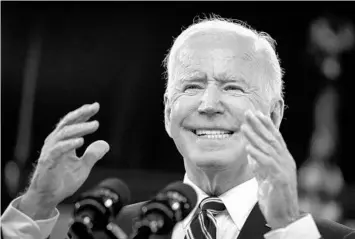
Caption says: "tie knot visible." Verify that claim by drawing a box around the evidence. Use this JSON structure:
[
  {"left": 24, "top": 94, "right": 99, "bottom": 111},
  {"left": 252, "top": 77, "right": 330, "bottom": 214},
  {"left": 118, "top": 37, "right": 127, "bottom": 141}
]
[{"left": 199, "top": 197, "right": 226, "bottom": 214}]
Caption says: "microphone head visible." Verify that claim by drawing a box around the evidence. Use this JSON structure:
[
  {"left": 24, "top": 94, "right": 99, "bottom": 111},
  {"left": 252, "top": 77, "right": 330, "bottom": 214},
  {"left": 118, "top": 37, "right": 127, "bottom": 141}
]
[
  {"left": 70, "top": 178, "right": 131, "bottom": 238},
  {"left": 137, "top": 181, "right": 197, "bottom": 235},
  {"left": 160, "top": 181, "right": 197, "bottom": 218},
  {"left": 97, "top": 178, "right": 131, "bottom": 206}
]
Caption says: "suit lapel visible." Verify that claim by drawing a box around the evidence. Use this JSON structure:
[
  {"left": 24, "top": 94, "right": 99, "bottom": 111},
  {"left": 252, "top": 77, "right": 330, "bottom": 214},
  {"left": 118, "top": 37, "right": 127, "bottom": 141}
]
[
  {"left": 237, "top": 203, "right": 271, "bottom": 239},
  {"left": 117, "top": 202, "right": 271, "bottom": 239}
]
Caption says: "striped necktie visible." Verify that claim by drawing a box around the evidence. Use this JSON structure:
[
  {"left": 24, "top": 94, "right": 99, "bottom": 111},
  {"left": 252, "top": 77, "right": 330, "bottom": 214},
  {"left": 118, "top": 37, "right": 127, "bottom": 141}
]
[{"left": 185, "top": 197, "right": 226, "bottom": 239}]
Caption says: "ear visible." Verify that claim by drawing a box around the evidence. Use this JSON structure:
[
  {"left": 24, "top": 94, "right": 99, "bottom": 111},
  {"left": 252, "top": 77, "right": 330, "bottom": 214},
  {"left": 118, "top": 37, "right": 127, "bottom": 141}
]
[
  {"left": 270, "top": 98, "right": 284, "bottom": 129},
  {"left": 164, "top": 93, "right": 172, "bottom": 138}
]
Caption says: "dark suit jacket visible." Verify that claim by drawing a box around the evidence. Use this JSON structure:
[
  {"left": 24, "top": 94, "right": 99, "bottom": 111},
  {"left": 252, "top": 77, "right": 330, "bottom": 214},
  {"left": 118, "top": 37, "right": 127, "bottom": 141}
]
[
  {"left": 115, "top": 202, "right": 355, "bottom": 239},
  {"left": 1, "top": 202, "right": 354, "bottom": 239}
]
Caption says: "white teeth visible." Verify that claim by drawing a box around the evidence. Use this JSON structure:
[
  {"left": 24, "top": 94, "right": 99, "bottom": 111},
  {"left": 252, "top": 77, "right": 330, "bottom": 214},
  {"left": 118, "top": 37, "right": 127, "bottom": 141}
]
[
  {"left": 199, "top": 134, "right": 231, "bottom": 139},
  {"left": 193, "top": 130, "right": 233, "bottom": 139},
  {"left": 195, "top": 130, "right": 231, "bottom": 135}
]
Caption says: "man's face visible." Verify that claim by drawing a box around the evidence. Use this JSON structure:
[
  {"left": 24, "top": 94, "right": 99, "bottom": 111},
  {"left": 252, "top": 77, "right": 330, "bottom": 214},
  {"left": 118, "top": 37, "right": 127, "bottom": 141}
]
[{"left": 165, "top": 31, "right": 269, "bottom": 171}]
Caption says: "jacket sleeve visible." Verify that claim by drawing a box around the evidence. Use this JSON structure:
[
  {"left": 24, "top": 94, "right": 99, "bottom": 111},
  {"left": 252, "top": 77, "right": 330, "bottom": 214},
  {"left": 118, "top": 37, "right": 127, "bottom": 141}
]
[
  {"left": 264, "top": 213, "right": 355, "bottom": 239},
  {"left": 0, "top": 196, "right": 59, "bottom": 239}
]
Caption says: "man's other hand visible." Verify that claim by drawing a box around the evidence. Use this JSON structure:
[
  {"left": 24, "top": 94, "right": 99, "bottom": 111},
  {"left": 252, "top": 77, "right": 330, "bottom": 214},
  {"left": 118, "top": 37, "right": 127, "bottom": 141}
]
[
  {"left": 241, "top": 110, "right": 300, "bottom": 230},
  {"left": 19, "top": 102, "right": 110, "bottom": 220}
]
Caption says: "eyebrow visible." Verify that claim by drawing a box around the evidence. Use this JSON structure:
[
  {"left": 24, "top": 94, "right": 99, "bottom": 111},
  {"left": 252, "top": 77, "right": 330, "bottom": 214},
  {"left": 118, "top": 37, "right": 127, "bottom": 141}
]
[
  {"left": 179, "top": 71, "right": 207, "bottom": 83},
  {"left": 215, "top": 73, "right": 239, "bottom": 83},
  {"left": 179, "top": 71, "right": 251, "bottom": 88},
  {"left": 215, "top": 73, "right": 251, "bottom": 87}
]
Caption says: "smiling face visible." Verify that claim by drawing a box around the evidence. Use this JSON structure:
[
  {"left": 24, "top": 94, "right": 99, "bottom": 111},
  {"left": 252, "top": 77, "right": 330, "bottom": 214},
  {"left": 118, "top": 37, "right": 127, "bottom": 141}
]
[{"left": 165, "top": 30, "right": 274, "bottom": 173}]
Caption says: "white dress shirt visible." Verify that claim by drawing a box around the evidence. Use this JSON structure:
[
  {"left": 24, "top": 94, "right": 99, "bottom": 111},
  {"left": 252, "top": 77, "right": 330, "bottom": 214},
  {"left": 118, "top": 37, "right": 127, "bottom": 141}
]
[
  {"left": 1, "top": 175, "right": 321, "bottom": 239},
  {"left": 171, "top": 175, "right": 259, "bottom": 239},
  {"left": 171, "top": 174, "right": 321, "bottom": 239}
]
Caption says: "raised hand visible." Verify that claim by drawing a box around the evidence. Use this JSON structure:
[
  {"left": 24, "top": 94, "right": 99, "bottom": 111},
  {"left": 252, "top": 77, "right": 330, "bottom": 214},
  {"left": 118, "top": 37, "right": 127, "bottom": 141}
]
[
  {"left": 19, "top": 103, "right": 110, "bottom": 220},
  {"left": 241, "top": 110, "right": 300, "bottom": 230}
]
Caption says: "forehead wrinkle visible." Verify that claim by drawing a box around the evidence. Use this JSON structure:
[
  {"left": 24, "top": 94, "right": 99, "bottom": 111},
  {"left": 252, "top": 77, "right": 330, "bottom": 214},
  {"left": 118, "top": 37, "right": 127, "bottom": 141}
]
[
  {"left": 175, "top": 47, "right": 199, "bottom": 68},
  {"left": 170, "top": 36, "right": 264, "bottom": 93},
  {"left": 241, "top": 51, "right": 256, "bottom": 62},
  {"left": 179, "top": 71, "right": 207, "bottom": 83},
  {"left": 172, "top": 54, "right": 258, "bottom": 90},
  {"left": 171, "top": 47, "right": 203, "bottom": 82}
]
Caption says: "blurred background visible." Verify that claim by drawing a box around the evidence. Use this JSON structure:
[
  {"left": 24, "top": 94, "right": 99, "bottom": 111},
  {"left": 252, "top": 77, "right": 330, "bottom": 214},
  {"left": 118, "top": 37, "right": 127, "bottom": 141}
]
[{"left": 2, "top": 1, "right": 355, "bottom": 237}]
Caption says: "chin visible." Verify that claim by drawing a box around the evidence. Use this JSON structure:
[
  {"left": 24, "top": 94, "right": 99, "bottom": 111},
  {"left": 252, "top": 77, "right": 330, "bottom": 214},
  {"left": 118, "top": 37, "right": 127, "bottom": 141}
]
[{"left": 188, "top": 149, "right": 244, "bottom": 171}]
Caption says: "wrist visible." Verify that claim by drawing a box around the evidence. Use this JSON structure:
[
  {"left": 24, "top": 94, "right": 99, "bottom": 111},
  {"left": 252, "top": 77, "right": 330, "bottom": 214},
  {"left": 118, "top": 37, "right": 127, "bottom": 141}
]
[{"left": 18, "top": 190, "right": 57, "bottom": 220}]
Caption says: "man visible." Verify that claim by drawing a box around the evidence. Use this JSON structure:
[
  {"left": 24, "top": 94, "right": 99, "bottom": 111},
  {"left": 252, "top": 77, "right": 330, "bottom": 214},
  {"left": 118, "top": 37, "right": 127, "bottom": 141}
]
[{"left": 1, "top": 17, "right": 354, "bottom": 239}]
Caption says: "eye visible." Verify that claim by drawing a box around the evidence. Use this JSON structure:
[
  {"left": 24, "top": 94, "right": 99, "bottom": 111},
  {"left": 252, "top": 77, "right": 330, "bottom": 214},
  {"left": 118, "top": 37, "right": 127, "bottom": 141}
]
[
  {"left": 183, "top": 84, "right": 203, "bottom": 92},
  {"left": 224, "top": 85, "right": 244, "bottom": 92}
]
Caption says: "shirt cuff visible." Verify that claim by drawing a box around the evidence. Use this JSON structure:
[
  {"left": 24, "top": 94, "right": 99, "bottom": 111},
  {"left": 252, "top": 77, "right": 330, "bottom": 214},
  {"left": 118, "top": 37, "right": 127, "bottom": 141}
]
[
  {"left": 1, "top": 196, "right": 60, "bottom": 239},
  {"left": 264, "top": 214, "right": 321, "bottom": 239}
]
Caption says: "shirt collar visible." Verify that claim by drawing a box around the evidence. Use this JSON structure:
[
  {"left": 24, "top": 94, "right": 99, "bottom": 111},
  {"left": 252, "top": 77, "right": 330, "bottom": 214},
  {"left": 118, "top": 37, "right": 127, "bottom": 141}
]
[{"left": 182, "top": 174, "right": 258, "bottom": 230}]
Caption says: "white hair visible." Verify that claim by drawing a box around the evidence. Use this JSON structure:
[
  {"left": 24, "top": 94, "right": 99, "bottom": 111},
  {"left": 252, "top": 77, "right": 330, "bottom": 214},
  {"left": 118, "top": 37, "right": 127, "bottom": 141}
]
[{"left": 163, "top": 16, "right": 284, "bottom": 102}]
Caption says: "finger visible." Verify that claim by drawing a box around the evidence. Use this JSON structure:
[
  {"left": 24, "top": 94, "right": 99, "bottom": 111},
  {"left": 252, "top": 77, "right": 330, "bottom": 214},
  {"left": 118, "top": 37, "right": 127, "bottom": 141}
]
[
  {"left": 245, "top": 110, "right": 281, "bottom": 151},
  {"left": 81, "top": 140, "right": 110, "bottom": 168},
  {"left": 255, "top": 111, "right": 286, "bottom": 147},
  {"left": 247, "top": 154, "right": 267, "bottom": 180},
  {"left": 246, "top": 145, "right": 278, "bottom": 180},
  {"left": 246, "top": 144, "right": 275, "bottom": 168},
  {"left": 55, "top": 121, "right": 99, "bottom": 141},
  {"left": 44, "top": 130, "right": 56, "bottom": 144},
  {"left": 56, "top": 103, "right": 100, "bottom": 130},
  {"left": 50, "top": 138, "right": 84, "bottom": 159},
  {"left": 241, "top": 123, "right": 277, "bottom": 157}
]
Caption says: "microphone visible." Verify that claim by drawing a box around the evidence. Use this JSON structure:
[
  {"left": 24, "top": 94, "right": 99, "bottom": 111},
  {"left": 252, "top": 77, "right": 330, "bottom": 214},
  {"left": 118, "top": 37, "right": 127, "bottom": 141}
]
[
  {"left": 131, "top": 181, "right": 197, "bottom": 239},
  {"left": 68, "top": 178, "right": 131, "bottom": 239}
]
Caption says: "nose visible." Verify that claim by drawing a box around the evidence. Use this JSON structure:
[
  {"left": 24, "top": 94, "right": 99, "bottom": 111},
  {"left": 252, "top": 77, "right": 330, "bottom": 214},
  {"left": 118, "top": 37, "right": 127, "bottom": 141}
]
[{"left": 198, "top": 85, "right": 224, "bottom": 115}]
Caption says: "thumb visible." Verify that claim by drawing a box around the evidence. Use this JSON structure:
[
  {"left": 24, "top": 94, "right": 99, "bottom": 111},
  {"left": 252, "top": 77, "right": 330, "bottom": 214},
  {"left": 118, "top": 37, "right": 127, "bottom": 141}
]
[{"left": 82, "top": 140, "right": 110, "bottom": 168}]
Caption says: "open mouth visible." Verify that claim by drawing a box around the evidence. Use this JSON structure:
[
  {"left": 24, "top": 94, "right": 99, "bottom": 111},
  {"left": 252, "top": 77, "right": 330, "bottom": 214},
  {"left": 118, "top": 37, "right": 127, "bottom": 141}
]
[{"left": 190, "top": 129, "right": 235, "bottom": 139}]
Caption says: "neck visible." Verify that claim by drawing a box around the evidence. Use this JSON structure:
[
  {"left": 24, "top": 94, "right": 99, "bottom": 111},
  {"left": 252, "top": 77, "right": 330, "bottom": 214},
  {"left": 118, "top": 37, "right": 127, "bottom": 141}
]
[{"left": 185, "top": 159, "right": 253, "bottom": 196}]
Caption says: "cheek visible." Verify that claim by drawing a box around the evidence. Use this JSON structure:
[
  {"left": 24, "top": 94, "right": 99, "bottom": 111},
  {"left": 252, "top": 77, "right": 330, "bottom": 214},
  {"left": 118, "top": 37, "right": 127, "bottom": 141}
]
[
  {"left": 168, "top": 96, "right": 199, "bottom": 157},
  {"left": 170, "top": 102, "right": 182, "bottom": 135},
  {"left": 223, "top": 94, "right": 260, "bottom": 118},
  {"left": 169, "top": 95, "right": 199, "bottom": 134}
]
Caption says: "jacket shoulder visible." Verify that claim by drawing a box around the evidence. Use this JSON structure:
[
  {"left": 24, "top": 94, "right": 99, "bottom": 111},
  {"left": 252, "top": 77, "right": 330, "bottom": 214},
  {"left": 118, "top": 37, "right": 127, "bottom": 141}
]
[{"left": 315, "top": 217, "right": 355, "bottom": 239}]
